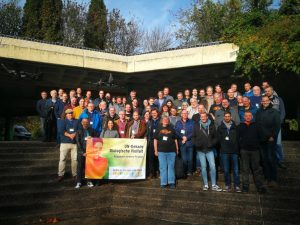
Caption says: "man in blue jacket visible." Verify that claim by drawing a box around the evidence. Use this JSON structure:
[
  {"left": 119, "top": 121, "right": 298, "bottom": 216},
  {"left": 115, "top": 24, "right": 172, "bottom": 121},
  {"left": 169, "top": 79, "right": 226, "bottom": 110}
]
[
  {"left": 175, "top": 109, "right": 194, "bottom": 178},
  {"left": 79, "top": 102, "right": 102, "bottom": 136},
  {"left": 58, "top": 109, "right": 78, "bottom": 182}
]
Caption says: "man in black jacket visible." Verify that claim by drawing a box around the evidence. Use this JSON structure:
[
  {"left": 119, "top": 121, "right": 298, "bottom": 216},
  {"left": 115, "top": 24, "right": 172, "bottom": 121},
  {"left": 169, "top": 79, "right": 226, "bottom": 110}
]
[
  {"left": 192, "top": 112, "right": 222, "bottom": 192},
  {"left": 217, "top": 112, "right": 241, "bottom": 192},
  {"left": 36, "top": 91, "right": 47, "bottom": 139},
  {"left": 75, "top": 118, "right": 97, "bottom": 188},
  {"left": 238, "top": 111, "right": 266, "bottom": 193},
  {"left": 256, "top": 96, "right": 281, "bottom": 187}
]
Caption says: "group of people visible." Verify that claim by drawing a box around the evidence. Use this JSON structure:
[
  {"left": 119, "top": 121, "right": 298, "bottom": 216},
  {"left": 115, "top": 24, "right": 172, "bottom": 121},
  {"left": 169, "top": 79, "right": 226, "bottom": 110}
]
[{"left": 36, "top": 81, "right": 285, "bottom": 193}]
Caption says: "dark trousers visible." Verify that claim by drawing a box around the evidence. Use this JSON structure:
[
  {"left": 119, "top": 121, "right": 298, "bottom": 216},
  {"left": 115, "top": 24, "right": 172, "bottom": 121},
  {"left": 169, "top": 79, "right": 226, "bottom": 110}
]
[
  {"left": 221, "top": 153, "right": 240, "bottom": 187},
  {"left": 241, "top": 149, "right": 264, "bottom": 189},
  {"left": 77, "top": 154, "right": 85, "bottom": 183},
  {"left": 260, "top": 141, "right": 278, "bottom": 182},
  {"left": 45, "top": 118, "right": 57, "bottom": 142},
  {"left": 147, "top": 140, "right": 158, "bottom": 176}
]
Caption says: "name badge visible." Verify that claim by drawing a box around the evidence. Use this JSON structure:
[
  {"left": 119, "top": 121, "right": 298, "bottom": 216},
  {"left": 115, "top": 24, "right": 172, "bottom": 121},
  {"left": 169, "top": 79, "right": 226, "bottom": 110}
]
[
  {"left": 120, "top": 130, "right": 125, "bottom": 134},
  {"left": 69, "top": 128, "right": 74, "bottom": 132},
  {"left": 181, "top": 130, "right": 185, "bottom": 134},
  {"left": 225, "top": 136, "right": 229, "bottom": 141},
  {"left": 132, "top": 130, "right": 135, "bottom": 134},
  {"left": 153, "top": 129, "right": 156, "bottom": 133},
  {"left": 256, "top": 103, "right": 259, "bottom": 108},
  {"left": 163, "top": 136, "right": 168, "bottom": 141},
  {"left": 178, "top": 107, "right": 182, "bottom": 109},
  {"left": 90, "top": 121, "right": 93, "bottom": 125}
]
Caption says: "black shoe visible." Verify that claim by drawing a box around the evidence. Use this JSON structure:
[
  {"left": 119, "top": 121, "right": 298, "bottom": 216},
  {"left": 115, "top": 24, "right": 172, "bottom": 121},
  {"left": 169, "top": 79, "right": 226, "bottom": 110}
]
[
  {"left": 57, "top": 176, "right": 64, "bottom": 182},
  {"left": 278, "top": 162, "right": 287, "bottom": 170},
  {"left": 258, "top": 187, "right": 267, "bottom": 194},
  {"left": 160, "top": 185, "right": 167, "bottom": 189},
  {"left": 242, "top": 186, "right": 249, "bottom": 193},
  {"left": 169, "top": 184, "right": 176, "bottom": 189}
]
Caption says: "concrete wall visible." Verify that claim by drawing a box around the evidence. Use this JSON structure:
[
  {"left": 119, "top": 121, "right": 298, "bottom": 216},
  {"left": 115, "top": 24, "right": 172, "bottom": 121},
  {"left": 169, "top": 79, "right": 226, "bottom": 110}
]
[{"left": 0, "top": 37, "right": 238, "bottom": 73}]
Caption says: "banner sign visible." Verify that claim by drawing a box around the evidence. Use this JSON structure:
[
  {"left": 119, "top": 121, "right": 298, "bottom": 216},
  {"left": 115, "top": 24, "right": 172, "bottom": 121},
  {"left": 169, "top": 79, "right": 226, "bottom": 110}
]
[{"left": 85, "top": 138, "right": 147, "bottom": 179}]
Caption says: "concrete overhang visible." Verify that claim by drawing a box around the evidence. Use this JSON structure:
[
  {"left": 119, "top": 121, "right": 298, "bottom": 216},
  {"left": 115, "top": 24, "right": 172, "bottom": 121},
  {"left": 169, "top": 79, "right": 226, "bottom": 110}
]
[{"left": 0, "top": 36, "right": 239, "bottom": 73}]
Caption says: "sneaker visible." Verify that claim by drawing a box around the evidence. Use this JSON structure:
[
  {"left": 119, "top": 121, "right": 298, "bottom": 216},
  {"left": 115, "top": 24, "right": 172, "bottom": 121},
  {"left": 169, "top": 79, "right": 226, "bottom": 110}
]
[
  {"left": 223, "top": 186, "right": 231, "bottom": 192},
  {"left": 160, "top": 185, "right": 167, "bottom": 189},
  {"left": 87, "top": 181, "right": 94, "bottom": 188},
  {"left": 75, "top": 182, "right": 81, "bottom": 189},
  {"left": 212, "top": 185, "right": 222, "bottom": 192},
  {"left": 235, "top": 186, "right": 242, "bottom": 193},
  {"left": 203, "top": 185, "right": 209, "bottom": 191},
  {"left": 169, "top": 184, "right": 176, "bottom": 189}
]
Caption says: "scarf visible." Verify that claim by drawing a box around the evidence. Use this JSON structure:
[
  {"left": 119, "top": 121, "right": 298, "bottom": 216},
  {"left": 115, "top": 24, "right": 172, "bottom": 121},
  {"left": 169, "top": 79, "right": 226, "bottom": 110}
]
[
  {"left": 223, "top": 120, "right": 232, "bottom": 130},
  {"left": 132, "top": 120, "right": 140, "bottom": 134}
]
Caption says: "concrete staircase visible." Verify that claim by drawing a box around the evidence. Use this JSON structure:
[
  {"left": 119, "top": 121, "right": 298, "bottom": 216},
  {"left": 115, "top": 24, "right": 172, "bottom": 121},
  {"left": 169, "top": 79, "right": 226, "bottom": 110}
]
[{"left": 0, "top": 141, "right": 299, "bottom": 225}]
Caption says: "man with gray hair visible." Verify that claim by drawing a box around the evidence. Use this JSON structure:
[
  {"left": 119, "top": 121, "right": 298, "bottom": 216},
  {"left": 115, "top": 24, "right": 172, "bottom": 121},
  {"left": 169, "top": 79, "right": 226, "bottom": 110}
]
[
  {"left": 250, "top": 86, "right": 262, "bottom": 109},
  {"left": 44, "top": 90, "right": 58, "bottom": 142}
]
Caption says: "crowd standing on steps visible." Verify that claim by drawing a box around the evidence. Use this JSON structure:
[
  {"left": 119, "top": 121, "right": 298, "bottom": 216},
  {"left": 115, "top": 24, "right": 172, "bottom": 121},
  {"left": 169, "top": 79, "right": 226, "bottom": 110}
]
[{"left": 37, "top": 81, "right": 286, "bottom": 193}]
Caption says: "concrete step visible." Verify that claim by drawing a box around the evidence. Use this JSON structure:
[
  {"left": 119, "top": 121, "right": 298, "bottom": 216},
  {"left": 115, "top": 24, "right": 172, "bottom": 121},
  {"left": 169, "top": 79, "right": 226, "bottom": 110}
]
[
  {"left": 110, "top": 205, "right": 297, "bottom": 225},
  {"left": 0, "top": 205, "right": 110, "bottom": 225},
  {"left": 0, "top": 152, "right": 58, "bottom": 160},
  {"left": 1, "top": 177, "right": 300, "bottom": 198},
  {"left": 2, "top": 183, "right": 299, "bottom": 225},
  {"left": 282, "top": 141, "right": 300, "bottom": 148},
  {"left": 0, "top": 158, "right": 59, "bottom": 167},
  {"left": 0, "top": 141, "right": 56, "bottom": 148}
]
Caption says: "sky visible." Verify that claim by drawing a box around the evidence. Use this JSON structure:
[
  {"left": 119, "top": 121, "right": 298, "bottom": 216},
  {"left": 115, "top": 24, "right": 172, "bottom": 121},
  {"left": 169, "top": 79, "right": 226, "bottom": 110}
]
[
  {"left": 103, "top": 0, "right": 192, "bottom": 31},
  {"left": 18, "top": 0, "right": 281, "bottom": 32}
]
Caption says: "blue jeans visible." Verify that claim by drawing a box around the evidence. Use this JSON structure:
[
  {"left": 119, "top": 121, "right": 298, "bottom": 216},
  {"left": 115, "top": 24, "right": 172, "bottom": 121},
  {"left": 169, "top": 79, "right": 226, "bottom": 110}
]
[
  {"left": 158, "top": 152, "right": 176, "bottom": 186},
  {"left": 180, "top": 145, "right": 193, "bottom": 174},
  {"left": 197, "top": 151, "right": 217, "bottom": 186},
  {"left": 221, "top": 153, "right": 240, "bottom": 187},
  {"left": 276, "top": 129, "right": 284, "bottom": 163}
]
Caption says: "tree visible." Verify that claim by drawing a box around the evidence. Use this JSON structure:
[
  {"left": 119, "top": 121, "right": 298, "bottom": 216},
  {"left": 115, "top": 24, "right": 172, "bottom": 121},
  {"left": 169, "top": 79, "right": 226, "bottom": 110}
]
[
  {"left": 243, "top": 0, "right": 273, "bottom": 12},
  {"left": 84, "top": 0, "right": 107, "bottom": 49},
  {"left": 0, "top": 0, "right": 22, "bottom": 36},
  {"left": 174, "top": 0, "right": 242, "bottom": 45},
  {"left": 62, "top": 0, "right": 87, "bottom": 46},
  {"left": 40, "top": 0, "right": 63, "bottom": 42},
  {"left": 105, "top": 9, "right": 143, "bottom": 54},
  {"left": 143, "top": 26, "right": 173, "bottom": 52},
  {"left": 222, "top": 11, "right": 300, "bottom": 77},
  {"left": 279, "top": 0, "right": 300, "bottom": 15},
  {"left": 22, "top": 0, "right": 43, "bottom": 39}
]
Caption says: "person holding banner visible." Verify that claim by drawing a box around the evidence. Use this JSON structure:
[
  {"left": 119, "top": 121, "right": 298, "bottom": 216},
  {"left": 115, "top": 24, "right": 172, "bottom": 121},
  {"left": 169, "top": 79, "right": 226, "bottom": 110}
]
[
  {"left": 146, "top": 108, "right": 161, "bottom": 179},
  {"left": 125, "top": 111, "right": 146, "bottom": 139},
  {"left": 100, "top": 119, "right": 119, "bottom": 138},
  {"left": 75, "top": 118, "right": 97, "bottom": 188},
  {"left": 115, "top": 111, "right": 128, "bottom": 138},
  {"left": 154, "top": 116, "right": 179, "bottom": 189},
  {"left": 79, "top": 102, "right": 103, "bottom": 136}
]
